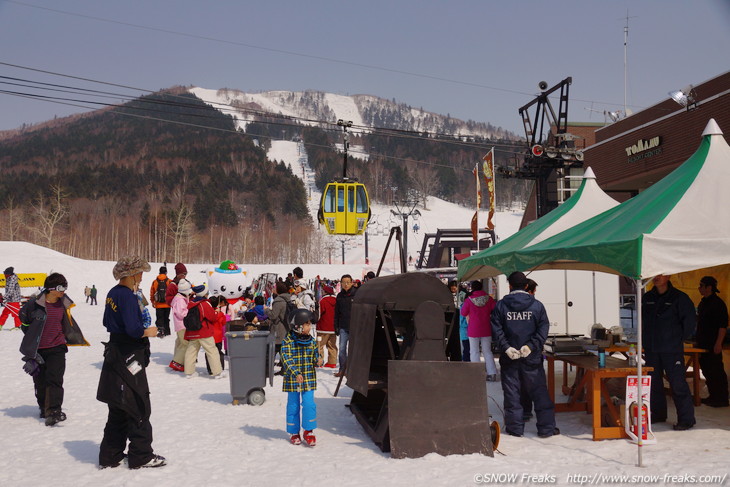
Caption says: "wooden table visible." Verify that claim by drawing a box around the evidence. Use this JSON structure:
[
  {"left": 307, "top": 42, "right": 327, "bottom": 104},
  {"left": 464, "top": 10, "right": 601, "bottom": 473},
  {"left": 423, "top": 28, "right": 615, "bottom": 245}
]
[
  {"left": 545, "top": 353, "right": 652, "bottom": 441},
  {"left": 606, "top": 344, "right": 706, "bottom": 406}
]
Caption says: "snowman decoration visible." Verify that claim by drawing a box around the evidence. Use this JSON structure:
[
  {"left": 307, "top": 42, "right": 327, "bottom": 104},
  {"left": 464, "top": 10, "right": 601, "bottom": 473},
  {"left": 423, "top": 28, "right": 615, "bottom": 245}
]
[{"left": 207, "top": 260, "right": 248, "bottom": 316}]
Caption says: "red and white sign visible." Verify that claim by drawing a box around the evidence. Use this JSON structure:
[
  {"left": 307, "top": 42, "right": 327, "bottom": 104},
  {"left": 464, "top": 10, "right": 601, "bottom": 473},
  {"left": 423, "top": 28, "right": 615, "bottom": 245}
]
[
  {"left": 531, "top": 144, "right": 544, "bottom": 157},
  {"left": 625, "top": 376, "right": 656, "bottom": 444}
]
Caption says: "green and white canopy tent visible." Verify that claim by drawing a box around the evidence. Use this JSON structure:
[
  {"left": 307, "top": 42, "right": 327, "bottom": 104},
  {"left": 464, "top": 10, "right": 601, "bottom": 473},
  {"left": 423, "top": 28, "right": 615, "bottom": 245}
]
[
  {"left": 468, "top": 119, "right": 729, "bottom": 465},
  {"left": 479, "top": 119, "right": 730, "bottom": 280},
  {"left": 457, "top": 167, "right": 619, "bottom": 281}
]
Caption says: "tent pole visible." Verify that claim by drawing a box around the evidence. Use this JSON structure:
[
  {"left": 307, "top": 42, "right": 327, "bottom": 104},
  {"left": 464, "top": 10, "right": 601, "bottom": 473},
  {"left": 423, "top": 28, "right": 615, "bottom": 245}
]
[
  {"left": 635, "top": 278, "right": 645, "bottom": 467},
  {"left": 564, "top": 270, "right": 569, "bottom": 335},
  {"left": 592, "top": 271, "right": 597, "bottom": 324}
]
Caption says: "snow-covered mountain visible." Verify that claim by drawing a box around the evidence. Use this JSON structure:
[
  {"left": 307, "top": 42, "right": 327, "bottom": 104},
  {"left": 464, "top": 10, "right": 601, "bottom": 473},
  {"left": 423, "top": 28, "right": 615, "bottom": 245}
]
[{"left": 189, "top": 87, "right": 516, "bottom": 140}]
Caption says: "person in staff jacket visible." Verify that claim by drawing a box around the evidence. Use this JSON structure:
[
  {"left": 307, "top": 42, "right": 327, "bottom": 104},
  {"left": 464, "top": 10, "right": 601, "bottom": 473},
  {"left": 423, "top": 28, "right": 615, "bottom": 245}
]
[
  {"left": 19, "top": 272, "right": 89, "bottom": 426},
  {"left": 97, "top": 256, "right": 166, "bottom": 469},
  {"left": 491, "top": 271, "right": 558, "bottom": 438},
  {"left": 642, "top": 274, "right": 697, "bottom": 430}
]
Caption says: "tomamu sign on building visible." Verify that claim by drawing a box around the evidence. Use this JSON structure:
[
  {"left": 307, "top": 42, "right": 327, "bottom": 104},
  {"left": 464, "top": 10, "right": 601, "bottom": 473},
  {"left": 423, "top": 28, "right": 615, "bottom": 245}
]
[{"left": 626, "top": 136, "right": 662, "bottom": 163}]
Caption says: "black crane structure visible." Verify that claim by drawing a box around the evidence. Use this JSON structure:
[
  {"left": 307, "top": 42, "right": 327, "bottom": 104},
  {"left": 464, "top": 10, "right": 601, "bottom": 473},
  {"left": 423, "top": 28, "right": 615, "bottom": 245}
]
[{"left": 499, "top": 77, "right": 585, "bottom": 218}]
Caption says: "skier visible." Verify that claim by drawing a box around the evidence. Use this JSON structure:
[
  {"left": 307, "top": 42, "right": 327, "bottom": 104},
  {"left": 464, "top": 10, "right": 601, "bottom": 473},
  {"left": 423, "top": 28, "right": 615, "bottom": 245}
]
[
  {"left": 281, "top": 308, "right": 322, "bottom": 446},
  {"left": 1, "top": 267, "right": 22, "bottom": 329}
]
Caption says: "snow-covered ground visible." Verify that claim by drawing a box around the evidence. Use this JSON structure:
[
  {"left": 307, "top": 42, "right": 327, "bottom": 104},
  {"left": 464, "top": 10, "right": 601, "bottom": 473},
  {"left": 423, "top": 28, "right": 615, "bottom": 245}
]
[{"left": 0, "top": 241, "right": 729, "bottom": 487}]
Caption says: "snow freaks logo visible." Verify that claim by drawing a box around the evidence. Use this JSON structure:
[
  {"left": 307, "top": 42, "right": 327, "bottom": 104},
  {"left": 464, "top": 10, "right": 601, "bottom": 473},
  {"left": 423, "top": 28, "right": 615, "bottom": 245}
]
[{"left": 474, "top": 473, "right": 556, "bottom": 484}]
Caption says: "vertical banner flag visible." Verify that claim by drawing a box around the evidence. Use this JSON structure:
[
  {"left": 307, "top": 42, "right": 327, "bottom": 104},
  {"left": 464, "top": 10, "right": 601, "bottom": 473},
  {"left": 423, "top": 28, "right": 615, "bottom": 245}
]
[
  {"left": 483, "top": 149, "right": 495, "bottom": 231},
  {"left": 471, "top": 162, "right": 482, "bottom": 242}
]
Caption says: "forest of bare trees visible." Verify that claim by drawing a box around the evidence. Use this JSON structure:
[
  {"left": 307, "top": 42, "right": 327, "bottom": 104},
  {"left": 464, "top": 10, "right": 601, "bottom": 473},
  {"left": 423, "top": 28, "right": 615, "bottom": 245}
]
[{"left": 1, "top": 187, "right": 324, "bottom": 265}]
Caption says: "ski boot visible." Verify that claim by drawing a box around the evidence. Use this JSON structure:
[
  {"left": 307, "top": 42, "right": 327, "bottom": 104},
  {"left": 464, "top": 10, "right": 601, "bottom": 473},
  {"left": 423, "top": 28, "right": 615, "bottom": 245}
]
[{"left": 303, "top": 430, "right": 316, "bottom": 446}]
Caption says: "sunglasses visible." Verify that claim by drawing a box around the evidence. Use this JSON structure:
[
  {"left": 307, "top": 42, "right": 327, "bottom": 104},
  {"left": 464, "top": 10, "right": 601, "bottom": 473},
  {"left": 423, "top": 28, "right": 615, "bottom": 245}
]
[{"left": 50, "top": 285, "right": 67, "bottom": 292}]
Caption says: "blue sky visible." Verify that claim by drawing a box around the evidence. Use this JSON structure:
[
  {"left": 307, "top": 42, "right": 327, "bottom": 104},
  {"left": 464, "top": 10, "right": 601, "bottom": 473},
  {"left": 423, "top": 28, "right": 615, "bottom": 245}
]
[{"left": 0, "top": 0, "right": 728, "bottom": 135}]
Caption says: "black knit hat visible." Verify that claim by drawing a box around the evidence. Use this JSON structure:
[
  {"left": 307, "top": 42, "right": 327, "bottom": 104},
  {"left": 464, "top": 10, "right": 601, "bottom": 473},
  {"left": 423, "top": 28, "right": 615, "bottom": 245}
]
[{"left": 4, "top": 267, "right": 13, "bottom": 275}]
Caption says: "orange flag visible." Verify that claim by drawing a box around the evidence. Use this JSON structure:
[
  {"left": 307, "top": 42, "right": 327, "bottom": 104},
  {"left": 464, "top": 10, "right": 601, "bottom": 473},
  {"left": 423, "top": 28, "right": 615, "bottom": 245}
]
[{"left": 471, "top": 211, "right": 479, "bottom": 242}]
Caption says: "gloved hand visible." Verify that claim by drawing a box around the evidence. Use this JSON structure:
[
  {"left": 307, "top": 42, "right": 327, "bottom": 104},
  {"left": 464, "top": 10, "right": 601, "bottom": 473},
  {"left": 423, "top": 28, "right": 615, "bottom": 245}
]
[
  {"left": 22, "top": 358, "right": 40, "bottom": 377},
  {"left": 520, "top": 345, "right": 532, "bottom": 358},
  {"left": 505, "top": 347, "right": 522, "bottom": 360}
]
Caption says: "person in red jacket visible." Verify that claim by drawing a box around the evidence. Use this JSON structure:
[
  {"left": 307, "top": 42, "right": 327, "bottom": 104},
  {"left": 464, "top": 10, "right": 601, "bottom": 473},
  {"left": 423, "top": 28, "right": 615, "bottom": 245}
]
[
  {"left": 165, "top": 263, "right": 188, "bottom": 306},
  {"left": 206, "top": 295, "right": 227, "bottom": 374},
  {"left": 316, "top": 285, "right": 337, "bottom": 368},
  {"left": 183, "top": 284, "right": 223, "bottom": 379}
]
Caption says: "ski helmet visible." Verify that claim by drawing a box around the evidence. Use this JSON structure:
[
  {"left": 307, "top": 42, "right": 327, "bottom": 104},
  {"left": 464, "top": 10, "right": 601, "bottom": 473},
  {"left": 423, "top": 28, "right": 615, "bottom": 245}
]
[{"left": 289, "top": 308, "right": 313, "bottom": 332}]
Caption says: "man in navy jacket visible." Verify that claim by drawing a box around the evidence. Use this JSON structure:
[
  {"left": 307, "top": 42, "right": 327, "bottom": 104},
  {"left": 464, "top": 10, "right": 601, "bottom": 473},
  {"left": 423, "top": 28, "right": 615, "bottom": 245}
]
[
  {"left": 491, "top": 271, "right": 558, "bottom": 438},
  {"left": 642, "top": 274, "right": 696, "bottom": 430}
]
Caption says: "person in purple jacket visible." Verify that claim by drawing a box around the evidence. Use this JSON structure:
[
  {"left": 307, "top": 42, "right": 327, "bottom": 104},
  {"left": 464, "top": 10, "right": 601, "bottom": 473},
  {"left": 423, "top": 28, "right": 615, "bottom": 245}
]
[{"left": 460, "top": 280, "right": 498, "bottom": 381}]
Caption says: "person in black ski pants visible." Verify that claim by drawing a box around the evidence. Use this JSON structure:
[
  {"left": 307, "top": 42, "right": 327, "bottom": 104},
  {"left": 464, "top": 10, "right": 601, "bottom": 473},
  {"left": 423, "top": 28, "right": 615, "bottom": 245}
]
[
  {"left": 97, "top": 256, "right": 166, "bottom": 469},
  {"left": 642, "top": 274, "right": 696, "bottom": 430},
  {"left": 491, "top": 271, "right": 558, "bottom": 438}
]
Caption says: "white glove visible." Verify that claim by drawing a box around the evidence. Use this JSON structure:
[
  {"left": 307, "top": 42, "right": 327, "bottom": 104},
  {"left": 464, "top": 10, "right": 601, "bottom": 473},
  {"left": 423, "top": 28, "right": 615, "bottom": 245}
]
[
  {"left": 506, "top": 347, "right": 522, "bottom": 360},
  {"left": 520, "top": 345, "right": 531, "bottom": 358}
]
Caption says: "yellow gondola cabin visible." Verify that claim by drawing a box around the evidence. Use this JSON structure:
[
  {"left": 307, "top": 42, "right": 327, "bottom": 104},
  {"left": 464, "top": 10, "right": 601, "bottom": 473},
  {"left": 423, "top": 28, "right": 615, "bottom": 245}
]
[{"left": 318, "top": 179, "right": 371, "bottom": 235}]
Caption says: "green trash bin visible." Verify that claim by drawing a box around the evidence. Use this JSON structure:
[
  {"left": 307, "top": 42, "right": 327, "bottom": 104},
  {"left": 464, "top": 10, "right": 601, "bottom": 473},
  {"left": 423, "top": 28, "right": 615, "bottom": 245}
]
[{"left": 226, "top": 330, "right": 275, "bottom": 405}]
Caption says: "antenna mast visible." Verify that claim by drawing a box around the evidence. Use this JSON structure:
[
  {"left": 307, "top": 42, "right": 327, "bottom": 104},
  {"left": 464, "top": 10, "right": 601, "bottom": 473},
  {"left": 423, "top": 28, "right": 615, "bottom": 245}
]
[{"left": 623, "top": 10, "right": 637, "bottom": 115}]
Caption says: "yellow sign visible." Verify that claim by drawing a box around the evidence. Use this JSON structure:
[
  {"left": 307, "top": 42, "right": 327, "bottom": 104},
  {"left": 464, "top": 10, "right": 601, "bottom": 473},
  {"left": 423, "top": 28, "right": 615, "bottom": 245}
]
[{"left": 0, "top": 273, "right": 47, "bottom": 288}]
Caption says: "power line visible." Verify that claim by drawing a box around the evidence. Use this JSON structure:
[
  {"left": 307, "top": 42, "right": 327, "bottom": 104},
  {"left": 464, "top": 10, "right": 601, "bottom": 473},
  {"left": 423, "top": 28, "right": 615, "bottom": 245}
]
[
  {"left": 4, "top": 1, "right": 637, "bottom": 112},
  {"left": 4, "top": 1, "right": 533, "bottom": 98},
  {"left": 0, "top": 62, "right": 525, "bottom": 148},
  {"left": 1, "top": 86, "right": 526, "bottom": 173}
]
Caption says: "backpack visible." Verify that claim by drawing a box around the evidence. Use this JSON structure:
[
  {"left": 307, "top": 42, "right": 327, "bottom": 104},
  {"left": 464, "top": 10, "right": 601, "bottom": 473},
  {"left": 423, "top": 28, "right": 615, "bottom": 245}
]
[
  {"left": 312, "top": 299, "right": 320, "bottom": 324},
  {"left": 154, "top": 279, "right": 168, "bottom": 304},
  {"left": 285, "top": 297, "right": 298, "bottom": 329},
  {"left": 183, "top": 305, "right": 203, "bottom": 331}
]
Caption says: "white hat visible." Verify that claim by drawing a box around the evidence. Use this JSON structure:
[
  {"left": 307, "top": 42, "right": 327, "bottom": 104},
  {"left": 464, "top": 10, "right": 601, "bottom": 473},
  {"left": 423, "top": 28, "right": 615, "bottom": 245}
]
[{"left": 177, "top": 279, "right": 193, "bottom": 296}]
